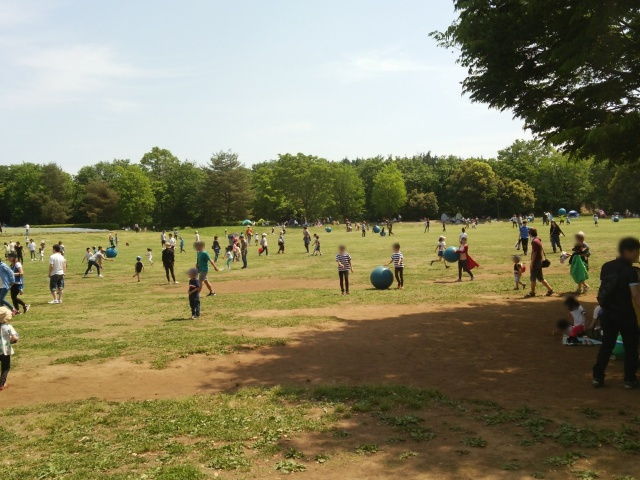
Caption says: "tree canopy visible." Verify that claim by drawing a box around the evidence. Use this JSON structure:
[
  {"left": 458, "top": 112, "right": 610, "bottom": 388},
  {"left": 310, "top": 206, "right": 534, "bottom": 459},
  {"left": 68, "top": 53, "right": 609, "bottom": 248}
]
[{"left": 432, "top": 1, "right": 640, "bottom": 164}]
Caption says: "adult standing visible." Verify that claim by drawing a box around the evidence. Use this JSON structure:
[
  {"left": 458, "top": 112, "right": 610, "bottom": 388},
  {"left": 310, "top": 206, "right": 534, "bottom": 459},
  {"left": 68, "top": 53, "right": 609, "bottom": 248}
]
[
  {"left": 519, "top": 220, "right": 531, "bottom": 255},
  {"left": 160, "top": 230, "right": 167, "bottom": 248},
  {"left": 240, "top": 234, "right": 248, "bottom": 269},
  {"left": 162, "top": 243, "right": 178, "bottom": 284},
  {"left": 592, "top": 237, "right": 640, "bottom": 389},
  {"left": 8, "top": 253, "right": 28, "bottom": 314},
  {"left": 525, "top": 228, "right": 553, "bottom": 298},
  {"left": 195, "top": 241, "right": 218, "bottom": 296},
  {"left": 168, "top": 233, "right": 176, "bottom": 248},
  {"left": 424, "top": 219, "right": 430, "bottom": 233},
  {"left": 0, "top": 260, "right": 15, "bottom": 311},
  {"left": 48, "top": 244, "right": 67, "bottom": 304},
  {"left": 303, "top": 227, "right": 311, "bottom": 253},
  {"left": 28, "top": 239, "right": 36, "bottom": 261},
  {"left": 549, "top": 220, "right": 565, "bottom": 254}
]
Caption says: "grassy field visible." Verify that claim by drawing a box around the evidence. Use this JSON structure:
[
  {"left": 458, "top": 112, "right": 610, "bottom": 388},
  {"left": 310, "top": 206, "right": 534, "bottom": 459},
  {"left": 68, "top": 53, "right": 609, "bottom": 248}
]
[{"left": 1, "top": 219, "right": 639, "bottom": 479}]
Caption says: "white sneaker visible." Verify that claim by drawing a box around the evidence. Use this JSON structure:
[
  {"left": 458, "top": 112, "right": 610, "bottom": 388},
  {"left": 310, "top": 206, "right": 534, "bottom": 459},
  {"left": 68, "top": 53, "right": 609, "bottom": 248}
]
[
  {"left": 48, "top": 300, "right": 59, "bottom": 304},
  {"left": 174, "top": 281, "right": 179, "bottom": 284},
  {"left": 97, "top": 275, "right": 104, "bottom": 278}
]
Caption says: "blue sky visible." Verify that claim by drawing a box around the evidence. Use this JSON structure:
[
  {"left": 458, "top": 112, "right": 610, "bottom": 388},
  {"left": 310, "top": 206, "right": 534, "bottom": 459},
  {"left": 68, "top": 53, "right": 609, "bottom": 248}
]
[{"left": 0, "top": 0, "right": 530, "bottom": 172}]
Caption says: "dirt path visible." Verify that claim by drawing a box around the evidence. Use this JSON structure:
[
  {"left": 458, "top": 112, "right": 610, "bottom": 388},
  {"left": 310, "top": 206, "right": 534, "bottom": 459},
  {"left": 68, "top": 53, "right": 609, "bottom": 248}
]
[{"left": 4, "top": 295, "right": 637, "bottom": 417}]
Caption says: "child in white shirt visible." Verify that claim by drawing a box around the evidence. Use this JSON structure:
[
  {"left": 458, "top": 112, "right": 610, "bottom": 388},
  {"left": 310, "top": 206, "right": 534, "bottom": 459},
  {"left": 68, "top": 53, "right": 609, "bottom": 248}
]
[
  {"left": 146, "top": 248, "right": 154, "bottom": 266},
  {"left": 430, "top": 236, "right": 450, "bottom": 268},
  {"left": 0, "top": 307, "right": 19, "bottom": 391}
]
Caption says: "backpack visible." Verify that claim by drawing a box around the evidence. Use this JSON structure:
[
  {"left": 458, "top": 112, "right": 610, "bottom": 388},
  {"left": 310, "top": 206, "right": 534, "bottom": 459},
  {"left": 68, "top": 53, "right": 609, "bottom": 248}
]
[{"left": 597, "top": 271, "right": 618, "bottom": 309}]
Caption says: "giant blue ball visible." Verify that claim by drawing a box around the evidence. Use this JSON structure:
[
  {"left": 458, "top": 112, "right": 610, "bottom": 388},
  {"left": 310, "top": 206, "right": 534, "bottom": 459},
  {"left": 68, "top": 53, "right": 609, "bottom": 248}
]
[
  {"left": 372, "top": 225, "right": 381, "bottom": 234},
  {"left": 325, "top": 227, "right": 332, "bottom": 233},
  {"left": 613, "top": 335, "right": 625, "bottom": 359},
  {"left": 613, "top": 216, "right": 620, "bottom": 223},
  {"left": 370, "top": 266, "right": 394, "bottom": 290},
  {"left": 558, "top": 208, "right": 567, "bottom": 216},
  {"left": 443, "top": 246, "right": 459, "bottom": 263},
  {"left": 105, "top": 247, "right": 118, "bottom": 258}
]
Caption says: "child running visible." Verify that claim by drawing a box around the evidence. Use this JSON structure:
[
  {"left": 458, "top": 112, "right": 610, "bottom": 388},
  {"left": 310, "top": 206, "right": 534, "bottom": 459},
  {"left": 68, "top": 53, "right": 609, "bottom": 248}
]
[
  {"left": 336, "top": 245, "right": 353, "bottom": 295},
  {"left": 430, "top": 236, "right": 450, "bottom": 268},
  {"left": 179, "top": 237, "right": 185, "bottom": 253},
  {"left": 386, "top": 243, "right": 404, "bottom": 289},
  {"left": 512, "top": 255, "right": 526, "bottom": 290},
  {"left": 146, "top": 248, "right": 154, "bottom": 266},
  {"left": 133, "top": 256, "right": 144, "bottom": 282},
  {"left": 187, "top": 268, "right": 201, "bottom": 319},
  {"left": 0, "top": 307, "right": 19, "bottom": 391}
]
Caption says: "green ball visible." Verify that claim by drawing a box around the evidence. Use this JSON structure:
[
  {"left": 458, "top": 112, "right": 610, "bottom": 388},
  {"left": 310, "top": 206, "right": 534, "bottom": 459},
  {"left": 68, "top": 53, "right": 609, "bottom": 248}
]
[
  {"left": 370, "top": 266, "right": 394, "bottom": 290},
  {"left": 443, "top": 246, "right": 459, "bottom": 263}
]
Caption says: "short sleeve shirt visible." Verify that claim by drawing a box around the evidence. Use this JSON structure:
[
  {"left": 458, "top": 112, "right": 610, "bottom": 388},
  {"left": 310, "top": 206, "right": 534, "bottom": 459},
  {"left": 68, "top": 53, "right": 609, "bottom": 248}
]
[
  {"left": 49, "top": 253, "right": 66, "bottom": 275},
  {"left": 197, "top": 251, "right": 211, "bottom": 272}
]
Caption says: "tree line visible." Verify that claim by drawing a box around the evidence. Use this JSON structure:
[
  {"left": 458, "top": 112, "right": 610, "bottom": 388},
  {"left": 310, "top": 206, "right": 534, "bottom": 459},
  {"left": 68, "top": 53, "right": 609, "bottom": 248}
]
[{"left": 0, "top": 140, "right": 637, "bottom": 228}]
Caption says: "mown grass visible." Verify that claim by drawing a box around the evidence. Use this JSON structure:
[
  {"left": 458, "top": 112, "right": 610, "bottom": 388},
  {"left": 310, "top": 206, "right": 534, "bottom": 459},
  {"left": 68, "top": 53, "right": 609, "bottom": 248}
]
[{"left": 2, "top": 385, "right": 639, "bottom": 479}]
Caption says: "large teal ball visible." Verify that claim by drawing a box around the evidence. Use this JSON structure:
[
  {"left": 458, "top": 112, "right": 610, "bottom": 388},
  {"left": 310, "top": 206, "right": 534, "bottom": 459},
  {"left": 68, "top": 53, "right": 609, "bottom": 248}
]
[
  {"left": 325, "top": 227, "right": 332, "bottom": 233},
  {"left": 370, "top": 266, "right": 394, "bottom": 290},
  {"left": 372, "top": 225, "right": 381, "bottom": 234},
  {"left": 443, "top": 246, "right": 459, "bottom": 263},
  {"left": 105, "top": 247, "right": 118, "bottom": 258},
  {"left": 613, "top": 335, "right": 625, "bottom": 359},
  {"left": 558, "top": 208, "right": 567, "bottom": 216},
  {"left": 613, "top": 216, "right": 620, "bottom": 223}
]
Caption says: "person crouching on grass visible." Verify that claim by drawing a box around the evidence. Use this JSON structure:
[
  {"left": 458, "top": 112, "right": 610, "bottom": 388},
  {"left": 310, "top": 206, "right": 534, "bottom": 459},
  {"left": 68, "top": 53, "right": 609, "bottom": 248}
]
[
  {"left": 0, "top": 306, "right": 19, "bottom": 391},
  {"left": 386, "top": 243, "right": 404, "bottom": 289},
  {"left": 336, "top": 245, "right": 353, "bottom": 295},
  {"left": 455, "top": 237, "right": 477, "bottom": 282},
  {"left": 187, "top": 268, "right": 201, "bottom": 319}
]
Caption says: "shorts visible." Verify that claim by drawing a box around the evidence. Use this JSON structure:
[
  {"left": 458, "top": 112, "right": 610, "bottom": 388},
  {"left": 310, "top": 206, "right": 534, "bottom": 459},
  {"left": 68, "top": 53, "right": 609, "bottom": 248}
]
[
  {"left": 513, "top": 273, "right": 521, "bottom": 282},
  {"left": 50, "top": 274, "right": 65, "bottom": 291},
  {"left": 530, "top": 265, "right": 544, "bottom": 282},
  {"left": 570, "top": 324, "right": 585, "bottom": 337},
  {"left": 198, "top": 271, "right": 208, "bottom": 282},
  {"left": 438, "top": 251, "right": 444, "bottom": 257}
]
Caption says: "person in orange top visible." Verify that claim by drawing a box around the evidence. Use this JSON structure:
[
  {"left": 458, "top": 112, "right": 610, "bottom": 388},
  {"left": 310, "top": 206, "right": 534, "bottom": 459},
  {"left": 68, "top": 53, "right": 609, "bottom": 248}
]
[{"left": 245, "top": 226, "right": 253, "bottom": 244}]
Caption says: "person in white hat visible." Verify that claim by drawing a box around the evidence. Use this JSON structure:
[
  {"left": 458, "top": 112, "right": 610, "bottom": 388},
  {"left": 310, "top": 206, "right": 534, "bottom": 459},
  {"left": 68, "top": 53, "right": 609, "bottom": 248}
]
[
  {"left": 259, "top": 234, "right": 269, "bottom": 256},
  {"left": 0, "top": 306, "right": 19, "bottom": 391},
  {"left": 430, "top": 236, "right": 450, "bottom": 268}
]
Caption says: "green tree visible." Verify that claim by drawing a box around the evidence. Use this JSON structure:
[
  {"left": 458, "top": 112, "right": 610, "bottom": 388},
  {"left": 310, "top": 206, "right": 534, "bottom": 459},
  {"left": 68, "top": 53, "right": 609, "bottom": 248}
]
[
  {"left": 500, "top": 179, "right": 536, "bottom": 217},
  {"left": 330, "top": 163, "right": 365, "bottom": 220},
  {"left": 274, "top": 153, "right": 334, "bottom": 222},
  {"left": 448, "top": 161, "right": 497, "bottom": 216},
  {"left": 251, "top": 162, "right": 294, "bottom": 222},
  {"left": 110, "top": 164, "right": 155, "bottom": 225},
  {"left": 371, "top": 163, "right": 407, "bottom": 219},
  {"left": 404, "top": 190, "right": 439, "bottom": 220},
  {"left": 82, "top": 180, "right": 120, "bottom": 223},
  {"left": 140, "top": 147, "right": 181, "bottom": 226},
  {"left": 608, "top": 164, "right": 640, "bottom": 212},
  {"left": 433, "top": 1, "right": 640, "bottom": 164},
  {"left": 203, "top": 151, "right": 253, "bottom": 225}
]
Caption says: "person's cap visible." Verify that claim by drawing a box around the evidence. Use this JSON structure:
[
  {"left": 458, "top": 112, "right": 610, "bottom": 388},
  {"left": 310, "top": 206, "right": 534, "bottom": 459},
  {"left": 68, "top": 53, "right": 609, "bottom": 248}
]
[
  {"left": 262, "top": 233, "right": 267, "bottom": 236},
  {"left": 0, "top": 306, "right": 12, "bottom": 324},
  {"left": 240, "top": 234, "right": 245, "bottom": 237},
  {"left": 136, "top": 256, "right": 142, "bottom": 261}
]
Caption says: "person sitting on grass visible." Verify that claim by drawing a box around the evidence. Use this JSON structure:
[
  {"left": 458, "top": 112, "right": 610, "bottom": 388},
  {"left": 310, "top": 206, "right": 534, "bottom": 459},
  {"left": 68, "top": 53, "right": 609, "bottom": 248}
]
[
  {"left": 430, "top": 236, "right": 450, "bottom": 268},
  {"left": 555, "top": 296, "right": 588, "bottom": 345}
]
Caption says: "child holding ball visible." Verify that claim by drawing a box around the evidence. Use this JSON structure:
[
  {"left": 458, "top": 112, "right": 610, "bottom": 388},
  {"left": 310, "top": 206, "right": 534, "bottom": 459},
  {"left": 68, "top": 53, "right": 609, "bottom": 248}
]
[{"left": 512, "top": 255, "right": 526, "bottom": 290}]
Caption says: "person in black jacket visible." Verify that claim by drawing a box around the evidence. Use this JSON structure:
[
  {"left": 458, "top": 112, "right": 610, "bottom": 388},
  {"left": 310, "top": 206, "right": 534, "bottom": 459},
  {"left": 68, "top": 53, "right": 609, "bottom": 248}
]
[
  {"left": 592, "top": 237, "right": 640, "bottom": 389},
  {"left": 549, "top": 220, "right": 565, "bottom": 253},
  {"left": 162, "top": 243, "right": 178, "bottom": 285}
]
